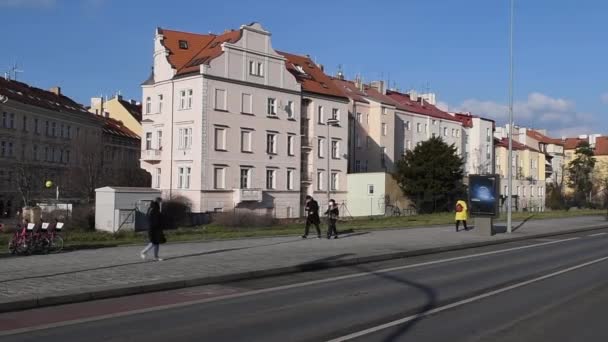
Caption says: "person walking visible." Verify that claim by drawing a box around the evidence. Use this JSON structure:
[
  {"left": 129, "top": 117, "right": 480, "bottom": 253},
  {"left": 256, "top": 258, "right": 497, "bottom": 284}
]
[
  {"left": 455, "top": 199, "right": 469, "bottom": 232},
  {"left": 302, "top": 195, "right": 321, "bottom": 239},
  {"left": 140, "top": 197, "right": 166, "bottom": 261},
  {"left": 325, "top": 199, "right": 339, "bottom": 239}
]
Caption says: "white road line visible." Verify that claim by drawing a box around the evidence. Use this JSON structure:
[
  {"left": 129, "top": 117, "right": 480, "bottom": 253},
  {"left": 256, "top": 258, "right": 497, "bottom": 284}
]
[
  {"left": 589, "top": 232, "right": 607, "bottom": 237},
  {"left": 326, "top": 254, "right": 608, "bottom": 342},
  {"left": 0, "top": 236, "right": 582, "bottom": 336}
]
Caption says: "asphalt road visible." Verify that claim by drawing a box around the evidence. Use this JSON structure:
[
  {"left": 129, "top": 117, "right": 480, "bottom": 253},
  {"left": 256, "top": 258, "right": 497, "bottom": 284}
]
[{"left": 3, "top": 229, "right": 608, "bottom": 342}]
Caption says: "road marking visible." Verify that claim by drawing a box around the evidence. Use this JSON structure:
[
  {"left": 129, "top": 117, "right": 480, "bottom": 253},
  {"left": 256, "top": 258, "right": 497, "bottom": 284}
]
[
  {"left": 326, "top": 254, "right": 608, "bottom": 342},
  {"left": 589, "top": 232, "right": 607, "bottom": 237},
  {"left": 0, "top": 236, "right": 583, "bottom": 336}
]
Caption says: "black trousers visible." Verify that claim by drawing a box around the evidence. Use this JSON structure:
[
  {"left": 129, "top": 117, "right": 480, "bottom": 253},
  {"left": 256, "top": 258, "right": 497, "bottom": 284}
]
[
  {"left": 456, "top": 220, "right": 468, "bottom": 230},
  {"left": 304, "top": 217, "right": 321, "bottom": 236},
  {"left": 327, "top": 219, "right": 338, "bottom": 237}
]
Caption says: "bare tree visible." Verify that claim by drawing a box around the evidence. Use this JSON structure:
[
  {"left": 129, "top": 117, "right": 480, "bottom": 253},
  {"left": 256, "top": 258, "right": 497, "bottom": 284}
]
[
  {"left": 68, "top": 137, "right": 107, "bottom": 203},
  {"left": 12, "top": 162, "right": 44, "bottom": 207}
]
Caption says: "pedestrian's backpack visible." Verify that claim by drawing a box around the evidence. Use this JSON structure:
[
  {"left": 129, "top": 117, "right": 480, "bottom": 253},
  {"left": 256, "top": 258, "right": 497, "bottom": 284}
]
[{"left": 456, "top": 203, "right": 463, "bottom": 213}]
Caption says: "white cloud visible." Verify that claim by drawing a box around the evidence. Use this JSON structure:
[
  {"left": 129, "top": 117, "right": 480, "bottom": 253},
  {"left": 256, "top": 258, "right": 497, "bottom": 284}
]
[
  {"left": 0, "top": 0, "right": 56, "bottom": 7},
  {"left": 454, "top": 92, "right": 597, "bottom": 137}
]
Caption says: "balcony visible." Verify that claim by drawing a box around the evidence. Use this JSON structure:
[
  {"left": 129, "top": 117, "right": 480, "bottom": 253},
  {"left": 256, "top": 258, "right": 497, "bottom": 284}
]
[
  {"left": 141, "top": 149, "right": 162, "bottom": 163},
  {"left": 301, "top": 137, "right": 313, "bottom": 151},
  {"left": 233, "top": 188, "right": 263, "bottom": 203}
]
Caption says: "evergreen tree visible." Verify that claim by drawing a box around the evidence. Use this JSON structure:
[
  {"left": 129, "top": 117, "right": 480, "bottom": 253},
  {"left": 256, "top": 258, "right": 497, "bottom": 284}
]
[{"left": 567, "top": 141, "right": 596, "bottom": 207}]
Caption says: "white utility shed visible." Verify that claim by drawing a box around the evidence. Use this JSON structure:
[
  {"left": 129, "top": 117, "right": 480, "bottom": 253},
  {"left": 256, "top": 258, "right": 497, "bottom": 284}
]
[{"left": 95, "top": 187, "right": 161, "bottom": 233}]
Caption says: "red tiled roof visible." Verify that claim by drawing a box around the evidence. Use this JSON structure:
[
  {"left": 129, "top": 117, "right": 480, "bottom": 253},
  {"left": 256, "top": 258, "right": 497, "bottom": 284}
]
[
  {"left": 386, "top": 90, "right": 461, "bottom": 123},
  {"left": 0, "top": 77, "right": 90, "bottom": 116},
  {"left": 526, "top": 129, "right": 563, "bottom": 146},
  {"left": 99, "top": 116, "right": 140, "bottom": 140},
  {"left": 330, "top": 78, "right": 369, "bottom": 104},
  {"left": 594, "top": 136, "right": 608, "bottom": 156},
  {"left": 453, "top": 113, "right": 474, "bottom": 128},
  {"left": 495, "top": 137, "right": 539, "bottom": 152},
  {"left": 563, "top": 138, "right": 585, "bottom": 150},
  {"left": 118, "top": 99, "right": 142, "bottom": 122},
  {"left": 278, "top": 51, "right": 347, "bottom": 100},
  {"left": 362, "top": 85, "right": 408, "bottom": 110}
]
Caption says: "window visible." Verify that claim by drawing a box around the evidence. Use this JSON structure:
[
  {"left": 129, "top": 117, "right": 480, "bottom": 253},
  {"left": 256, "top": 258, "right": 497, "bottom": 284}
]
[
  {"left": 51, "top": 122, "right": 56, "bottom": 137},
  {"left": 267, "top": 133, "right": 277, "bottom": 154},
  {"left": 67, "top": 126, "right": 71, "bottom": 139},
  {"left": 178, "top": 128, "right": 192, "bottom": 150},
  {"left": 240, "top": 168, "right": 251, "bottom": 189},
  {"left": 444, "top": 127, "right": 448, "bottom": 136},
  {"left": 317, "top": 171, "right": 324, "bottom": 190},
  {"left": 538, "top": 186, "right": 543, "bottom": 196},
  {"left": 66, "top": 149, "right": 71, "bottom": 163},
  {"left": 355, "top": 160, "right": 361, "bottom": 172},
  {"left": 0, "top": 141, "right": 4, "bottom": 156},
  {"left": 34, "top": 118, "right": 39, "bottom": 134},
  {"left": 523, "top": 187, "right": 527, "bottom": 197},
  {"left": 417, "top": 123, "right": 422, "bottom": 133},
  {"left": 318, "top": 106, "right": 324, "bottom": 124},
  {"left": 249, "top": 60, "right": 264, "bottom": 76},
  {"left": 366, "top": 136, "right": 371, "bottom": 148},
  {"left": 286, "top": 101, "right": 295, "bottom": 119},
  {"left": 145, "top": 97, "right": 151, "bottom": 114},
  {"left": 267, "top": 98, "right": 277, "bottom": 116},
  {"left": 241, "top": 93, "right": 252, "bottom": 114},
  {"left": 382, "top": 107, "right": 388, "bottom": 115},
  {"left": 158, "top": 94, "right": 163, "bottom": 113},
  {"left": 213, "top": 167, "right": 224, "bottom": 189},
  {"left": 22, "top": 116, "right": 27, "bottom": 132},
  {"left": 215, "top": 89, "right": 227, "bottom": 111},
  {"left": 1, "top": 112, "right": 5, "bottom": 128},
  {"left": 179, "top": 90, "right": 186, "bottom": 109},
  {"left": 33, "top": 145, "right": 38, "bottom": 161},
  {"left": 331, "top": 108, "right": 339, "bottom": 120},
  {"left": 366, "top": 114, "right": 369, "bottom": 124},
  {"left": 61, "top": 124, "right": 65, "bottom": 138},
  {"left": 266, "top": 169, "right": 276, "bottom": 189},
  {"left": 187, "top": 89, "right": 193, "bottom": 109},
  {"left": 381, "top": 146, "right": 386, "bottom": 165},
  {"left": 382, "top": 123, "right": 388, "bottom": 136},
  {"left": 368, "top": 184, "right": 374, "bottom": 195},
  {"left": 177, "top": 167, "right": 191, "bottom": 189},
  {"left": 9, "top": 113, "right": 14, "bottom": 129},
  {"left": 44, "top": 146, "right": 49, "bottom": 161},
  {"left": 486, "top": 127, "right": 492, "bottom": 142},
  {"left": 406, "top": 140, "right": 412, "bottom": 150},
  {"left": 433, "top": 120, "right": 438, "bottom": 125},
  {"left": 331, "top": 172, "right": 339, "bottom": 191},
  {"left": 215, "top": 127, "right": 227, "bottom": 151},
  {"left": 456, "top": 130, "right": 460, "bottom": 137},
  {"left": 287, "top": 135, "right": 295, "bottom": 156},
  {"left": 157, "top": 130, "right": 163, "bottom": 150},
  {"left": 331, "top": 140, "right": 339, "bottom": 159},
  {"left": 486, "top": 144, "right": 491, "bottom": 159},
  {"left": 178, "top": 40, "right": 188, "bottom": 49},
  {"left": 425, "top": 124, "right": 428, "bottom": 132},
  {"left": 155, "top": 168, "right": 161, "bottom": 188},
  {"left": 530, "top": 186, "right": 534, "bottom": 197},
  {"left": 241, "top": 130, "right": 252, "bottom": 152},
  {"left": 257, "top": 62, "right": 264, "bottom": 76},
  {"left": 287, "top": 169, "right": 294, "bottom": 190},
  {"left": 318, "top": 138, "right": 325, "bottom": 158},
  {"left": 405, "top": 121, "right": 411, "bottom": 130},
  {"left": 357, "top": 112, "right": 362, "bottom": 123},
  {"left": 145, "top": 132, "right": 152, "bottom": 150},
  {"left": 356, "top": 135, "right": 362, "bottom": 148}
]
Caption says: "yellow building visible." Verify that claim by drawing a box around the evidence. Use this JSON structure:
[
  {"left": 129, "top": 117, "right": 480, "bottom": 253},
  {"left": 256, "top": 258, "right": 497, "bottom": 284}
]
[
  {"left": 89, "top": 95, "right": 142, "bottom": 136},
  {"left": 495, "top": 138, "right": 546, "bottom": 211},
  {"left": 562, "top": 136, "right": 608, "bottom": 198}
]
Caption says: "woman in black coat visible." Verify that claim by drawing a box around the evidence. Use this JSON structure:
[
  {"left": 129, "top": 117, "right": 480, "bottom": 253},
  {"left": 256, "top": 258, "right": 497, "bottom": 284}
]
[{"left": 140, "top": 198, "right": 166, "bottom": 261}]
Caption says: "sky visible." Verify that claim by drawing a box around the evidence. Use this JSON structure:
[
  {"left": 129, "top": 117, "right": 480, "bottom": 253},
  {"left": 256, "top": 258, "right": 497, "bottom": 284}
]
[{"left": 1, "top": 0, "right": 607, "bottom": 138}]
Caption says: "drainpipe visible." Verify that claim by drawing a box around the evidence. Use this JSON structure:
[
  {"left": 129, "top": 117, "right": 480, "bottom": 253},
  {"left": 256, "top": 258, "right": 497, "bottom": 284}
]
[
  {"left": 169, "top": 80, "right": 175, "bottom": 199},
  {"left": 351, "top": 101, "right": 357, "bottom": 173}
]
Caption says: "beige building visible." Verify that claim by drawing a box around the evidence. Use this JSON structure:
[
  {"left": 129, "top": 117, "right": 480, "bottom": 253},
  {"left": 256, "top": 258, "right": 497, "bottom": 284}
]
[
  {"left": 0, "top": 77, "right": 142, "bottom": 217},
  {"left": 89, "top": 95, "right": 142, "bottom": 136},
  {"left": 141, "top": 23, "right": 348, "bottom": 217}
]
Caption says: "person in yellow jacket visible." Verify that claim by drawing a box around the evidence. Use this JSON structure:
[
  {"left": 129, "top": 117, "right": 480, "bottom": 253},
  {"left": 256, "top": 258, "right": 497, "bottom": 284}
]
[{"left": 455, "top": 199, "right": 468, "bottom": 232}]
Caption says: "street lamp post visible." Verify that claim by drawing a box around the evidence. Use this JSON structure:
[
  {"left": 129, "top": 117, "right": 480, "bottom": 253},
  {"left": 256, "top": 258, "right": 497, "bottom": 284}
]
[
  {"left": 507, "top": 0, "right": 515, "bottom": 233},
  {"left": 326, "top": 118, "right": 339, "bottom": 208}
]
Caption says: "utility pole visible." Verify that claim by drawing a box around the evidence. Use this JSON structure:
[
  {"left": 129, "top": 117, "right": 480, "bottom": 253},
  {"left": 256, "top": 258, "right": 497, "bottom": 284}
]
[{"left": 507, "top": 0, "right": 515, "bottom": 233}]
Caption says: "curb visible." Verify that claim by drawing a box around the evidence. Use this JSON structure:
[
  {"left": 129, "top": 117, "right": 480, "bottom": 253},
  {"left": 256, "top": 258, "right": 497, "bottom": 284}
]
[{"left": 1, "top": 223, "right": 607, "bottom": 314}]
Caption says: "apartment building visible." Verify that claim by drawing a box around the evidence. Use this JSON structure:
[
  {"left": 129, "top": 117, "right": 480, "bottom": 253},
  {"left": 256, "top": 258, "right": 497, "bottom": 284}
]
[
  {"left": 89, "top": 94, "right": 142, "bottom": 136},
  {"left": 453, "top": 113, "right": 495, "bottom": 175},
  {"left": 523, "top": 129, "right": 564, "bottom": 184},
  {"left": 140, "top": 23, "right": 347, "bottom": 216},
  {"left": 0, "top": 77, "right": 141, "bottom": 216},
  {"left": 494, "top": 132, "right": 546, "bottom": 211}
]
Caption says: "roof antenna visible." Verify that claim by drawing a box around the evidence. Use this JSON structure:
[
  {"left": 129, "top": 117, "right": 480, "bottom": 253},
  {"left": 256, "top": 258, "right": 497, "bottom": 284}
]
[{"left": 6, "top": 61, "right": 24, "bottom": 81}]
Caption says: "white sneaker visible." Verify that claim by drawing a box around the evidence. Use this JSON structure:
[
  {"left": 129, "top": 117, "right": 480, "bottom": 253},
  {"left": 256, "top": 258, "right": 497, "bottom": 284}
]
[
  {"left": 140, "top": 253, "right": 146, "bottom": 260},
  {"left": 154, "top": 257, "right": 164, "bottom": 262}
]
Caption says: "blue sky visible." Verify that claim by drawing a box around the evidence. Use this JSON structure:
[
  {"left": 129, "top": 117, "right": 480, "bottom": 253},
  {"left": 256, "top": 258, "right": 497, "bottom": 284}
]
[{"left": 1, "top": 0, "right": 607, "bottom": 137}]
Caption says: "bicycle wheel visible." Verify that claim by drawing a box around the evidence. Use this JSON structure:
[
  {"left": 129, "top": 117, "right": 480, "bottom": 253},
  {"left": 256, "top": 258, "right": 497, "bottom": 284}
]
[
  {"left": 8, "top": 237, "right": 16, "bottom": 255},
  {"left": 51, "top": 235, "right": 64, "bottom": 253}
]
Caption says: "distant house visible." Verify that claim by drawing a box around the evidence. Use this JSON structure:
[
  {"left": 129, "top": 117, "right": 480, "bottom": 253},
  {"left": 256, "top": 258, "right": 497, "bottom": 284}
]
[{"left": 89, "top": 94, "right": 142, "bottom": 136}]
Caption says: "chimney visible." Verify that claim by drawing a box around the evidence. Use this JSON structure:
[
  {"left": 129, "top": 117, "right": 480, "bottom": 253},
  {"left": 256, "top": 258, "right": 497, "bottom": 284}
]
[
  {"left": 49, "top": 86, "right": 61, "bottom": 96},
  {"left": 316, "top": 63, "right": 324, "bottom": 72},
  {"left": 409, "top": 90, "right": 418, "bottom": 102},
  {"left": 370, "top": 81, "right": 386, "bottom": 95},
  {"left": 336, "top": 70, "right": 344, "bottom": 80},
  {"left": 129, "top": 99, "right": 137, "bottom": 105}
]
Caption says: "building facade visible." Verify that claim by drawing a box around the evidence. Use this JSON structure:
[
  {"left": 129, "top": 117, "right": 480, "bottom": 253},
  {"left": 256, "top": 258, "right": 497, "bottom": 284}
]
[
  {"left": 89, "top": 94, "right": 143, "bottom": 136},
  {"left": 141, "top": 23, "right": 348, "bottom": 217}
]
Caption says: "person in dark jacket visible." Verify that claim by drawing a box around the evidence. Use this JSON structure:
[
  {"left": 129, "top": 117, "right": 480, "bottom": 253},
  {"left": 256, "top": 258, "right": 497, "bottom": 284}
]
[
  {"left": 302, "top": 195, "right": 321, "bottom": 239},
  {"left": 325, "top": 199, "right": 339, "bottom": 239},
  {"left": 140, "top": 197, "right": 165, "bottom": 261}
]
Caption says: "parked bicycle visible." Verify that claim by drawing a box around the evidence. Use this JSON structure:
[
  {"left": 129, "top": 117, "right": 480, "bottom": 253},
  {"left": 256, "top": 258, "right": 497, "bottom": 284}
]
[{"left": 2, "top": 220, "right": 64, "bottom": 256}]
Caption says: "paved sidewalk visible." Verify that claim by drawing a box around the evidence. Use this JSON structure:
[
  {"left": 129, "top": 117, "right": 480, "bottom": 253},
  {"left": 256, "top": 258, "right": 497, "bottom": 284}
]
[{"left": 0, "top": 215, "right": 606, "bottom": 311}]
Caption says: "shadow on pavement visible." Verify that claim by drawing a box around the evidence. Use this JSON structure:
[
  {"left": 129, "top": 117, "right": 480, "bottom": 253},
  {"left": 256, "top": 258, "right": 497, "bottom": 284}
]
[
  {"left": 351, "top": 264, "right": 437, "bottom": 342},
  {"left": 492, "top": 215, "right": 535, "bottom": 234},
  {"left": 296, "top": 253, "right": 356, "bottom": 271}
]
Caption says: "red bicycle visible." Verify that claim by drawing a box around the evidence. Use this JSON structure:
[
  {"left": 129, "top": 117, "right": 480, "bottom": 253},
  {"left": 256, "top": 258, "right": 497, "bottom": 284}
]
[{"left": 2, "top": 222, "right": 31, "bottom": 255}]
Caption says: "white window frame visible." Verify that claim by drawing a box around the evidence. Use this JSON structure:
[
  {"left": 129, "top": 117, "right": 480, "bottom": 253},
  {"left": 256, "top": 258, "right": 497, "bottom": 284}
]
[
  {"left": 267, "top": 133, "right": 277, "bottom": 154},
  {"left": 331, "top": 140, "right": 339, "bottom": 159},
  {"left": 382, "top": 107, "right": 388, "bottom": 115},
  {"left": 357, "top": 112, "right": 362, "bottom": 123},
  {"left": 145, "top": 97, "right": 151, "bottom": 114},
  {"left": 267, "top": 98, "right": 277, "bottom": 116},
  {"left": 266, "top": 169, "right": 276, "bottom": 190},
  {"left": 145, "top": 132, "right": 152, "bottom": 150},
  {"left": 318, "top": 106, "right": 324, "bottom": 124},
  {"left": 331, "top": 108, "right": 339, "bottom": 120},
  {"left": 158, "top": 94, "right": 163, "bottom": 113},
  {"left": 241, "top": 130, "right": 252, "bottom": 152},
  {"left": 241, "top": 93, "right": 252, "bottom": 114},
  {"left": 157, "top": 130, "right": 163, "bottom": 150},
  {"left": 444, "top": 127, "right": 448, "bottom": 136},
  {"left": 382, "top": 123, "right": 387, "bottom": 136},
  {"left": 155, "top": 168, "right": 161, "bottom": 188},
  {"left": 287, "top": 169, "right": 294, "bottom": 190},
  {"left": 331, "top": 172, "right": 339, "bottom": 191},
  {"left": 215, "top": 88, "right": 227, "bottom": 111},
  {"left": 417, "top": 123, "right": 422, "bottom": 133},
  {"left": 318, "top": 138, "right": 325, "bottom": 158},
  {"left": 240, "top": 168, "right": 251, "bottom": 189},
  {"left": 214, "top": 127, "right": 227, "bottom": 151},
  {"left": 187, "top": 89, "right": 193, "bottom": 109},
  {"left": 317, "top": 171, "right": 324, "bottom": 191},
  {"left": 213, "top": 167, "right": 225, "bottom": 189},
  {"left": 287, "top": 135, "right": 295, "bottom": 156},
  {"left": 286, "top": 100, "right": 295, "bottom": 119},
  {"left": 179, "top": 90, "right": 186, "bottom": 109}
]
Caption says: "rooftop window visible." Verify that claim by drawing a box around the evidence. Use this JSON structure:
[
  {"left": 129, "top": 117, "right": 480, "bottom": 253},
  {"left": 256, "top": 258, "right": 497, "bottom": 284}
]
[{"left": 178, "top": 40, "right": 188, "bottom": 49}]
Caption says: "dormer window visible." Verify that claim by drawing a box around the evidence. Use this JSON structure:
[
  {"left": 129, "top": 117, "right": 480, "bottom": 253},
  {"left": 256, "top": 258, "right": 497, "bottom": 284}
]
[
  {"left": 249, "top": 60, "right": 264, "bottom": 76},
  {"left": 294, "top": 64, "right": 306, "bottom": 75},
  {"left": 178, "top": 40, "right": 188, "bottom": 49}
]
